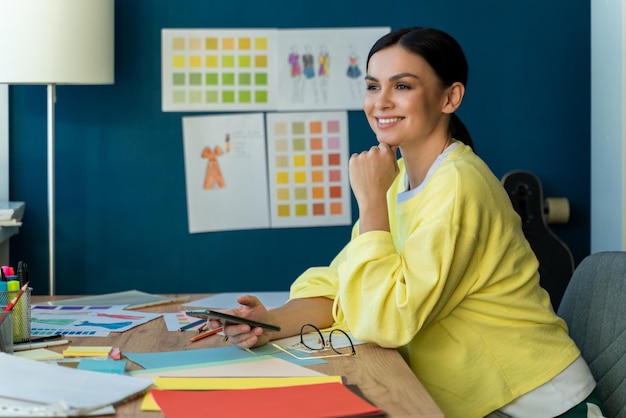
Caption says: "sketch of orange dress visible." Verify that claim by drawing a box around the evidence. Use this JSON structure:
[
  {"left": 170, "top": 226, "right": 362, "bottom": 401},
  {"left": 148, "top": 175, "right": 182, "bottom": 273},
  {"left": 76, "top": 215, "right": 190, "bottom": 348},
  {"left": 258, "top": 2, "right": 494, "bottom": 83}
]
[{"left": 202, "top": 145, "right": 225, "bottom": 189}]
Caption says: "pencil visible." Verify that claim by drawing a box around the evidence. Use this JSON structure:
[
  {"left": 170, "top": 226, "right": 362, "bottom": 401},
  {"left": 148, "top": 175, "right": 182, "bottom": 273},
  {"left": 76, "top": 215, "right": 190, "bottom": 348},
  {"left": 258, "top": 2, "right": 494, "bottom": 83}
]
[
  {"left": 3, "top": 281, "right": 29, "bottom": 312},
  {"left": 178, "top": 318, "right": 205, "bottom": 332},
  {"left": 0, "top": 282, "right": 28, "bottom": 327},
  {"left": 196, "top": 322, "right": 209, "bottom": 333},
  {"left": 189, "top": 326, "right": 223, "bottom": 342}
]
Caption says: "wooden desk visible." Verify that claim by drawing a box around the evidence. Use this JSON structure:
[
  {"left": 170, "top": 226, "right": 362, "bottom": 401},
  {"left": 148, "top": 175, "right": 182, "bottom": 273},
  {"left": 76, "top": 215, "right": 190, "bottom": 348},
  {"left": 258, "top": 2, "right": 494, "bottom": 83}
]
[{"left": 32, "top": 295, "right": 444, "bottom": 418}]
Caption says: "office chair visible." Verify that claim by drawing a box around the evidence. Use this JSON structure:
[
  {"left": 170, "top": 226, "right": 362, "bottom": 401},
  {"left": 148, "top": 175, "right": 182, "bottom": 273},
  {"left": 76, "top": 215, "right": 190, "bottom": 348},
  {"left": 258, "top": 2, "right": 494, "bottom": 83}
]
[
  {"left": 557, "top": 251, "right": 626, "bottom": 418},
  {"left": 501, "top": 170, "right": 574, "bottom": 310}
]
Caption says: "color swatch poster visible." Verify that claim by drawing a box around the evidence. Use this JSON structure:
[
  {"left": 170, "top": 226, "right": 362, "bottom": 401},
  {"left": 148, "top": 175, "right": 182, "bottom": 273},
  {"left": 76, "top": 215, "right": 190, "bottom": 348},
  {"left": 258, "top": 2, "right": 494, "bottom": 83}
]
[
  {"left": 163, "top": 29, "right": 278, "bottom": 112},
  {"left": 161, "top": 27, "right": 390, "bottom": 112},
  {"left": 266, "top": 112, "right": 351, "bottom": 228},
  {"left": 182, "top": 113, "right": 270, "bottom": 233},
  {"left": 277, "top": 27, "right": 390, "bottom": 111},
  {"left": 182, "top": 112, "right": 350, "bottom": 233},
  {"left": 30, "top": 305, "right": 162, "bottom": 337}
]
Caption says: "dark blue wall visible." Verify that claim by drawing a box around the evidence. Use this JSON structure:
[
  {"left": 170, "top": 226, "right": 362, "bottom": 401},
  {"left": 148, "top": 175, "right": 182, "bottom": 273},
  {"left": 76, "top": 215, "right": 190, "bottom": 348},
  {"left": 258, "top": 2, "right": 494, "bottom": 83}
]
[{"left": 8, "top": 0, "right": 591, "bottom": 295}]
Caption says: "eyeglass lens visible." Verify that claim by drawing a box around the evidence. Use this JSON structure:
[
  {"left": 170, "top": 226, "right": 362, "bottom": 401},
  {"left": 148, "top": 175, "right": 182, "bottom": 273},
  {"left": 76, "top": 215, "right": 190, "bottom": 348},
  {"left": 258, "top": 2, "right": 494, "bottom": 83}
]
[
  {"left": 300, "top": 324, "right": 326, "bottom": 350},
  {"left": 329, "top": 329, "right": 356, "bottom": 355},
  {"left": 300, "top": 324, "right": 355, "bottom": 355}
]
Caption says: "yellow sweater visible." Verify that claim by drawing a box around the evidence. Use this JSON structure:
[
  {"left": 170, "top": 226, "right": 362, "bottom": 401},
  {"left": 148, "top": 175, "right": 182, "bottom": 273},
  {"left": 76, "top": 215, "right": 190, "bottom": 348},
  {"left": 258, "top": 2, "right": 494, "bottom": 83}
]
[{"left": 290, "top": 143, "right": 580, "bottom": 417}]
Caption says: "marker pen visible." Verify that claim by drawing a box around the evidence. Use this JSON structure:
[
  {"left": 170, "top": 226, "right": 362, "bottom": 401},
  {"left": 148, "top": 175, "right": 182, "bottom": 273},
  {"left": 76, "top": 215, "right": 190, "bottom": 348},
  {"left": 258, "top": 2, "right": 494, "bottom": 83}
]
[
  {"left": 13, "top": 339, "right": 71, "bottom": 352},
  {"left": 6, "top": 278, "right": 24, "bottom": 341},
  {"left": 16, "top": 261, "right": 28, "bottom": 287},
  {"left": 0, "top": 268, "right": 7, "bottom": 293}
]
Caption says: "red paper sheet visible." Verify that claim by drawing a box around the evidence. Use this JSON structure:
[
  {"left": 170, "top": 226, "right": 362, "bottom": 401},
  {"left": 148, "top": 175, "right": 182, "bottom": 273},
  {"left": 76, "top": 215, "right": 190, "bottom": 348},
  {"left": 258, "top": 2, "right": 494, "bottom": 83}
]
[{"left": 151, "top": 382, "right": 383, "bottom": 418}]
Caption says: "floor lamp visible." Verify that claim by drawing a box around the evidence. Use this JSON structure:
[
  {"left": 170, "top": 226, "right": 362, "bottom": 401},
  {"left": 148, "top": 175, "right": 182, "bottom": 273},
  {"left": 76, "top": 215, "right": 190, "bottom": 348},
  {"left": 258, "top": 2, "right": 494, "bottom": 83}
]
[{"left": 0, "top": 0, "right": 115, "bottom": 295}]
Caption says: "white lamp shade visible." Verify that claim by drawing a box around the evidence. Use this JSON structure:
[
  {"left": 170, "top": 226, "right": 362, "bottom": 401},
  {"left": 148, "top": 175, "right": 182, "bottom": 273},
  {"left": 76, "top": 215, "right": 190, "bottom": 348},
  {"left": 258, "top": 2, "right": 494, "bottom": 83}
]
[{"left": 0, "top": 0, "right": 114, "bottom": 85}]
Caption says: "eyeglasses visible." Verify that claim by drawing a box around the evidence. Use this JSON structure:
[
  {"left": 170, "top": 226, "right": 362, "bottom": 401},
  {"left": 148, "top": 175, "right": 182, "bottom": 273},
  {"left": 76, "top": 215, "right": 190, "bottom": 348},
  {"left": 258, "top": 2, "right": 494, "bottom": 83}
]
[{"left": 272, "top": 323, "right": 356, "bottom": 360}]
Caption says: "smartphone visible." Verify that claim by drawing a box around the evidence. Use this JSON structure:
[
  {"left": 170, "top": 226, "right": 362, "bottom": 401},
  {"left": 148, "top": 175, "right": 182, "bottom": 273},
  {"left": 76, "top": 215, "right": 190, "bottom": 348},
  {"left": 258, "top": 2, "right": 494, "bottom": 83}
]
[{"left": 185, "top": 309, "right": 281, "bottom": 332}]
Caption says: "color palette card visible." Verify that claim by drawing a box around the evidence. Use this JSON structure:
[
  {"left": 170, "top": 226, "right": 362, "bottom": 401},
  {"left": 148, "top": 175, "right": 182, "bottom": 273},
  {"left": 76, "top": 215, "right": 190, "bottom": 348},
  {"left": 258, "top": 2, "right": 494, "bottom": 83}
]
[
  {"left": 266, "top": 112, "right": 351, "bottom": 228},
  {"left": 162, "top": 29, "right": 278, "bottom": 111}
]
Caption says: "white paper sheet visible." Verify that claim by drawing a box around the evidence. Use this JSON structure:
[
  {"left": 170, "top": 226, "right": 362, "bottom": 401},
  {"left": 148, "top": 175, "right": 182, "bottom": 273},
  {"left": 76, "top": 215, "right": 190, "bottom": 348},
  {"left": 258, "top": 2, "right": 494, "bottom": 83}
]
[
  {"left": 184, "top": 291, "right": 289, "bottom": 309},
  {"left": 0, "top": 353, "right": 152, "bottom": 415}
]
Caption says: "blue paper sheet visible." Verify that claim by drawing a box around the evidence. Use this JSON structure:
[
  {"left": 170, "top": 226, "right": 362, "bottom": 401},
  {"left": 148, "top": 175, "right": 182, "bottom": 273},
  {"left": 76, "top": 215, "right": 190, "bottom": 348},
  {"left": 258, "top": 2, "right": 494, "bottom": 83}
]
[
  {"left": 77, "top": 358, "right": 127, "bottom": 375},
  {"left": 124, "top": 346, "right": 254, "bottom": 369},
  {"left": 124, "top": 345, "right": 326, "bottom": 370}
]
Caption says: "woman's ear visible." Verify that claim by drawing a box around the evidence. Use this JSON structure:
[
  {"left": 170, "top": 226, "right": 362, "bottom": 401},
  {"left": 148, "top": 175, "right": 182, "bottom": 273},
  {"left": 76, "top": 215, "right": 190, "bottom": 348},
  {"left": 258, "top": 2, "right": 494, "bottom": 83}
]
[{"left": 442, "top": 82, "right": 465, "bottom": 114}]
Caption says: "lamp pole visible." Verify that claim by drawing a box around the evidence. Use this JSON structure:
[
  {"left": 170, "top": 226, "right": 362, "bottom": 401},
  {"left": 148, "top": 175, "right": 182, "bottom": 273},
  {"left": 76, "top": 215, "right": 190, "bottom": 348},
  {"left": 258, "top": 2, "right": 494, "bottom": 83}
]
[{"left": 47, "top": 84, "right": 56, "bottom": 296}]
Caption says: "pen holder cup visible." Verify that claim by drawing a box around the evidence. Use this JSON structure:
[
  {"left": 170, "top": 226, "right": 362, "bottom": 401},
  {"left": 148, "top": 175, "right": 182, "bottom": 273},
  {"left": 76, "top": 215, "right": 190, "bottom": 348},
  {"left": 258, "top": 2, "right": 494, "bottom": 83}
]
[
  {"left": 0, "top": 288, "right": 31, "bottom": 344},
  {"left": 0, "top": 311, "right": 13, "bottom": 353}
]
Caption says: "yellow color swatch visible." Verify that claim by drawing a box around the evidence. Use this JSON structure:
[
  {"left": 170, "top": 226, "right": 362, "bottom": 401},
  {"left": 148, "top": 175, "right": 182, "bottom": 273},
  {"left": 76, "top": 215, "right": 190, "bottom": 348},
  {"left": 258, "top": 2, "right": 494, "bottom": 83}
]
[
  {"left": 172, "top": 56, "right": 185, "bottom": 68},
  {"left": 277, "top": 205, "right": 290, "bottom": 217},
  {"left": 294, "top": 171, "right": 307, "bottom": 183},
  {"left": 276, "top": 172, "right": 289, "bottom": 184},
  {"left": 239, "top": 37, "right": 251, "bottom": 50},
  {"left": 293, "top": 155, "right": 306, "bottom": 167},
  {"left": 255, "top": 55, "right": 268, "bottom": 68},
  {"left": 254, "top": 37, "right": 268, "bottom": 50},
  {"left": 205, "top": 37, "right": 219, "bottom": 50},
  {"left": 189, "top": 55, "right": 201, "bottom": 68},
  {"left": 205, "top": 55, "right": 219, "bottom": 68},
  {"left": 295, "top": 204, "right": 308, "bottom": 216}
]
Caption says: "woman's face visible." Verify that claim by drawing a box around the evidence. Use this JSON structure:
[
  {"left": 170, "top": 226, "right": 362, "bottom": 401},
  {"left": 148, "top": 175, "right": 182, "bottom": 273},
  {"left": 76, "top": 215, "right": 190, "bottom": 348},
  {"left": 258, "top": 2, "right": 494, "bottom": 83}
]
[{"left": 363, "top": 45, "right": 449, "bottom": 148}]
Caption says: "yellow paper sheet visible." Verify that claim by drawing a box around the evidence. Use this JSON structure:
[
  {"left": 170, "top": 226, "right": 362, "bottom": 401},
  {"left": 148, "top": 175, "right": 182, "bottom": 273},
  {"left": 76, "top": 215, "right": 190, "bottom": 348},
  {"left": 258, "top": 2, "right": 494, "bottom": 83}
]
[
  {"left": 140, "top": 376, "right": 344, "bottom": 411},
  {"left": 62, "top": 346, "right": 112, "bottom": 357},
  {"left": 14, "top": 348, "right": 64, "bottom": 361}
]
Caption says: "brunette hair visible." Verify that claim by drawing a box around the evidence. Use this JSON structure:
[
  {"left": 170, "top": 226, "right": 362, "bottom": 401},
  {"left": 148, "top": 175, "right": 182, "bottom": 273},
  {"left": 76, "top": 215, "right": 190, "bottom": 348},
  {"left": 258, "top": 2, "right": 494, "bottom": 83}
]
[{"left": 367, "top": 27, "right": 474, "bottom": 149}]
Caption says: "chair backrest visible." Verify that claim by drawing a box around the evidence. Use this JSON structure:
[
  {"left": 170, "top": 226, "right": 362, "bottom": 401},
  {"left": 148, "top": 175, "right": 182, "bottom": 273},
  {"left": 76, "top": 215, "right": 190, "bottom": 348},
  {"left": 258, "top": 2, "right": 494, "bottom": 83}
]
[
  {"left": 557, "top": 251, "right": 626, "bottom": 418},
  {"left": 502, "top": 170, "right": 574, "bottom": 310}
]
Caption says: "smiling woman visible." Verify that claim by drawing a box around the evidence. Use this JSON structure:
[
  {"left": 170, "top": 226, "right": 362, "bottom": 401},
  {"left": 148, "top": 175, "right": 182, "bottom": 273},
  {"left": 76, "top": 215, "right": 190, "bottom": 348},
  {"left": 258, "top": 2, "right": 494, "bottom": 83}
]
[{"left": 181, "top": 27, "right": 606, "bottom": 418}]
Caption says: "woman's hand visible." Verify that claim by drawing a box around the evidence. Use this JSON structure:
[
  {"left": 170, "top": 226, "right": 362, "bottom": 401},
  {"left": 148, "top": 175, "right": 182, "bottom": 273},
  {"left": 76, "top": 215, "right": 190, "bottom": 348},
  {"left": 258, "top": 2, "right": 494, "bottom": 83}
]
[
  {"left": 349, "top": 142, "right": 399, "bottom": 233},
  {"left": 209, "top": 296, "right": 335, "bottom": 350},
  {"left": 209, "top": 295, "right": 272, "bottom": 349}
]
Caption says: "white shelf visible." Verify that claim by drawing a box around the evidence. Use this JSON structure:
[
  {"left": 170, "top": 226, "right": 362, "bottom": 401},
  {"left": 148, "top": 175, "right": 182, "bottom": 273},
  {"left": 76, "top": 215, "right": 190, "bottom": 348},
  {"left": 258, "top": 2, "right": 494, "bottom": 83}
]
[{"left": 0, "top": 225, "right": 19, "bottom": 241}]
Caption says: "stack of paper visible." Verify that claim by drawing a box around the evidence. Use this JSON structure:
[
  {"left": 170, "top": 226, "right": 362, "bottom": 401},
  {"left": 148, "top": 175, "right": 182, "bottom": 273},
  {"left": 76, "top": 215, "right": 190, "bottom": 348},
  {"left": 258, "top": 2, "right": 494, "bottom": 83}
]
[
  {"left": 123, "top": 345, "right": 383, "bottom": 417},
  {"left": 140, "top": 376, "right": 345, "bottom": 411},
  {"left": 0, "top": 353, "right": 152, "bottom": 416},
  {"left": 0, "top": 201, "right": 25, "bottom": 226},
  {"left": 151, "top": 383, "right": 383, "bottom": 418}
]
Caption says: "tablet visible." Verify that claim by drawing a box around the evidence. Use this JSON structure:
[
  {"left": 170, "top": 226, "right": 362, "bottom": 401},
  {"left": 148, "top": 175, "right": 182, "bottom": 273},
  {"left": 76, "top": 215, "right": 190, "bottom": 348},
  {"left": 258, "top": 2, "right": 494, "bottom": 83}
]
[{"left": 185, "top": 309, "right": 281, "bottom": 332}]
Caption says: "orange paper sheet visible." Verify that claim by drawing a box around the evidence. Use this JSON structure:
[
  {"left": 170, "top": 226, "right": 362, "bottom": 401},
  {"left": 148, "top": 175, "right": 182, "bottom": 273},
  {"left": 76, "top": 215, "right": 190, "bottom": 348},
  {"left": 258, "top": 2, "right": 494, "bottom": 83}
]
[{"left": 151, "top": 382, "right": 383, "bottom": 418}]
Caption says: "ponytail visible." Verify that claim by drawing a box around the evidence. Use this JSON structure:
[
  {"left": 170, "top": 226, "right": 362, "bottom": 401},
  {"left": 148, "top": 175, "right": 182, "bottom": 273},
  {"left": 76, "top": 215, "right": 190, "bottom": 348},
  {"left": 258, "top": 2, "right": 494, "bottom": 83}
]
[{"left": 450, "top": 113, "right": 474, "bottom": 151}]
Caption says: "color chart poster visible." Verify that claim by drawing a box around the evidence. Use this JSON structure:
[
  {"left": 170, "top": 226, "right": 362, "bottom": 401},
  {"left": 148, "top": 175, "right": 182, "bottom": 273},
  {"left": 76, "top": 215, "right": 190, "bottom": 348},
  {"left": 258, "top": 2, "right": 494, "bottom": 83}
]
[
  {"left": 163, "top": 29, "right": 278, "bottom": 112},
  {"left": 266, "top": 111, "right": 351, "bottom": 228},
  {"left": 182, "top": 113, "right": 270, "bottom": 233},
  {"left": 277, "top": 27, "right": 390, "bottom": 111}
]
